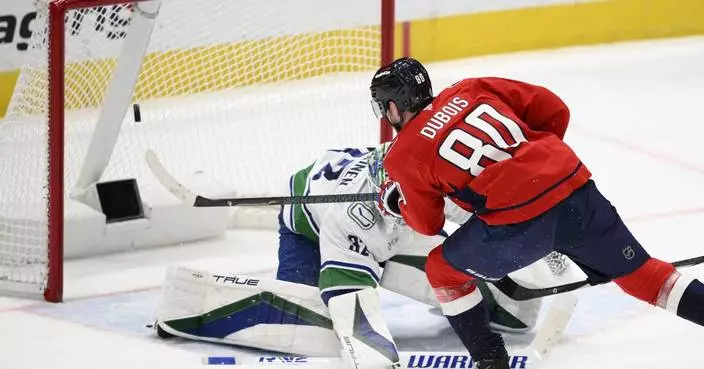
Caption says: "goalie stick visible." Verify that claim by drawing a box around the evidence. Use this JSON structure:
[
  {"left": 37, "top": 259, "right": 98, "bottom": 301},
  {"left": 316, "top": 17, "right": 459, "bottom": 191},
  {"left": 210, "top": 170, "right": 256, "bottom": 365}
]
[
  {"left": 493, "top": 255, "right": 704, "bottom": 301},
  {"left": 145, "top": 150, "right": 377, "bottom": 206},
  {"left": 201, "top": 292, "right": 578, "bottom": 368}
]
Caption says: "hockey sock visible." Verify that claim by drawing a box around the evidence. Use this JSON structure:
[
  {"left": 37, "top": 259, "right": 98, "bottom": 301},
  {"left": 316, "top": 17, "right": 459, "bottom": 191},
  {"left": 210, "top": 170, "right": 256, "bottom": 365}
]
[
  {"left": 657, "top": 274, "right": 704, "bottom": 326},
  {"left": 614, "top": 258, "right": 675, "bottom": 303},
  {"left": 615, "top": 258, "right": 704, "bottom": 326},
  {"left": 446, "top": 299, "right": 508, "bottom": 361},
  {"left": 426, "top": 246, "right": 507, "bottom": 361}
]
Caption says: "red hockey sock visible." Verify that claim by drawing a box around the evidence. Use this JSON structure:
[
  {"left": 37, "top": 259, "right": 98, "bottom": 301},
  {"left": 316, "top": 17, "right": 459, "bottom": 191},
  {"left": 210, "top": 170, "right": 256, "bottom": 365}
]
[
  {"left": 425, "top": 246, "right": 481, "bottom": 315},
  {"left": 425, "top": 246, "right": 507, "bottom": 361},
  {"left": 614, "top": 257, "right": 675, "bottom": 305}
]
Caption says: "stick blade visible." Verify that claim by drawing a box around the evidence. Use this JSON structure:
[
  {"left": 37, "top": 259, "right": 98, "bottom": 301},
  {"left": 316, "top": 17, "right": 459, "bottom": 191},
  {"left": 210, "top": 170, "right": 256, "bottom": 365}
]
[{"left": 145, "top": 149, "right": 197, "bottom": 205}]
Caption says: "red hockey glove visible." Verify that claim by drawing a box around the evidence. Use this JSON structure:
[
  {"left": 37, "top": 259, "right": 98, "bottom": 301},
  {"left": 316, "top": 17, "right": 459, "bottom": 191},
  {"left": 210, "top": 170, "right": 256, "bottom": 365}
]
[{"left": 377, "top": 180, "right": 404, "bottom": 219}]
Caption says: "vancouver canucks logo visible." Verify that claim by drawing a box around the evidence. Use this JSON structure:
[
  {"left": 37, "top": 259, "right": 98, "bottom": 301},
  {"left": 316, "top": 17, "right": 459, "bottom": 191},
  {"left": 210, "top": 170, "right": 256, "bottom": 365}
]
[{"left": 348, "top": 202, "right": 376, "bottom": 230}]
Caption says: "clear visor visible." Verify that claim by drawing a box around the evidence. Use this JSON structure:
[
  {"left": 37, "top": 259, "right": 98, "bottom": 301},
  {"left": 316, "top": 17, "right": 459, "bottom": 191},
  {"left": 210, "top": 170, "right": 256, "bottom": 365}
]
[{"left": 370, "top": 100, "right": 385, "bottom": 120}]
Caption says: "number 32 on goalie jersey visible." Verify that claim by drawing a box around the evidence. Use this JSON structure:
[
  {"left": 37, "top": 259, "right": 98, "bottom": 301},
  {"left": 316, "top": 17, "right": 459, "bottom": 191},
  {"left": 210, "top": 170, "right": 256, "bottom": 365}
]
[
  {"left": 438, "top": 103, "right": 527, "bottom": 177},
  {"left": 312, "top": 148, "right": 368, "bottom": 182}
]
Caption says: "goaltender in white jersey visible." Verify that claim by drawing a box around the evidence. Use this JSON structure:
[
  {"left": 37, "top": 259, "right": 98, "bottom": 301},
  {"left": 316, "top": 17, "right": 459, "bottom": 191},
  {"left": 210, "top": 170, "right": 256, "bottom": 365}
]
[{"left": 154, "top": 144, "right": 567, "bottom": 369}]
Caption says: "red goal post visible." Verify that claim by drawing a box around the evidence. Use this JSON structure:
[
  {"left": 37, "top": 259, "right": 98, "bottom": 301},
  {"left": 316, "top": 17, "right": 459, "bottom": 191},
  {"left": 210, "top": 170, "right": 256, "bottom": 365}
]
[{"left": 0, "top": 0, "right": 395, "bottom": 302}]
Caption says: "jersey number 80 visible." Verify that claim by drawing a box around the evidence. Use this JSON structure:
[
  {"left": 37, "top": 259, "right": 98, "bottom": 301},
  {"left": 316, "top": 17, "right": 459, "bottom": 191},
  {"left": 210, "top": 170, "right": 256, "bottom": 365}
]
[{"left": 438, "top": 103, "right": 526, "bottom": 177}]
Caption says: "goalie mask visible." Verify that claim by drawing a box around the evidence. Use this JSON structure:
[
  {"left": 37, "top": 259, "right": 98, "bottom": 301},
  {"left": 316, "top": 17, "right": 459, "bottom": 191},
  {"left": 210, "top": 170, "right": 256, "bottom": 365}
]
[
  {"left": 367, "top": 142, "right": 405, "bottom": 226},
  {"left": 367, "top": 142, "right": 392, "bottom": 191}
]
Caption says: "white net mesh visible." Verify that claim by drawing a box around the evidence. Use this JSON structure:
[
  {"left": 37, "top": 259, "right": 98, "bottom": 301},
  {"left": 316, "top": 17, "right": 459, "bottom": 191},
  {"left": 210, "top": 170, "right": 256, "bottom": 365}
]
[
  {"left": 520, "top": 251, "right": 582, "bottom": 288},
  {"left": 0, "top": 0, "right": 385, "bottom": 296},
  {"left": 543, "top": 251, "right": 570, "bottom": 277},
  {"left": 0, "top": 3, "right": 50, "bottom": 294}
]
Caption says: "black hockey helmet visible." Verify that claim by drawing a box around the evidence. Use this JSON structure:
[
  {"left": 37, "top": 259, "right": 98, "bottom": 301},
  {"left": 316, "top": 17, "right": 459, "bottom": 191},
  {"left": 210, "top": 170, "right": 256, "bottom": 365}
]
[{"left": 369, "top": 57, "right": 433, "bottom": 122}]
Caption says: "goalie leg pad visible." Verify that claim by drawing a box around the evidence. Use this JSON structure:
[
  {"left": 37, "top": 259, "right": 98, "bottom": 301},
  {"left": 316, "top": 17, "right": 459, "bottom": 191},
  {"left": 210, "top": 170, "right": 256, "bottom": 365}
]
[
  {"left": 156, "top": 266, "right": 339, "bottom": 356},
  {"left": 480, "top": 252, "right": 580, "bottom": 333},
  {"left": 380, "top": 255, "right": 438, "bottom": 307},
  {"left": 478, "top": 281, "right": 541, "bottom": 332},
  {"left": 328, "top": 288, "right": 400, "bottom": 369},
  {"left": 386, "top": 253, "right": 541, "bottom": 332},
  {"left": 380, "top": 233, "right": 445, "bottom": 306}
]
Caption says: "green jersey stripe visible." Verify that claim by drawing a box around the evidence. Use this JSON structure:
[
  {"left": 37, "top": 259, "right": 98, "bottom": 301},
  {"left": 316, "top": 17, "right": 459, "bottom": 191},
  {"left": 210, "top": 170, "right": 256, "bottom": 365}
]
[
  {"left": 290, "top": 164, "right": 318, "bottom": 242},
  {"left": 319, "top": 267, "right": 378, "bottom": 291}
]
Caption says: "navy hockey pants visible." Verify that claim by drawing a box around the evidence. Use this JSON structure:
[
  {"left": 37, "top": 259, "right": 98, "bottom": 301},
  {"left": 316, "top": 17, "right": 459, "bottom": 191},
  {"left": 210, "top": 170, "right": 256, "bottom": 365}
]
[
  {"left": 275, "top": 208, "right": 321, "bottom": 287},
  {"left": 443, "top": 180, "right": 650, "bottom": 283}
]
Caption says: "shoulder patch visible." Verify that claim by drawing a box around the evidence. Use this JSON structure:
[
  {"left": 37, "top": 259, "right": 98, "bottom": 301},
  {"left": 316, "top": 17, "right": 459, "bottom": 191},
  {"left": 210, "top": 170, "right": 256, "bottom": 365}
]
[{"left": 347, "top": 202, "right": 376, "bottom": 230}]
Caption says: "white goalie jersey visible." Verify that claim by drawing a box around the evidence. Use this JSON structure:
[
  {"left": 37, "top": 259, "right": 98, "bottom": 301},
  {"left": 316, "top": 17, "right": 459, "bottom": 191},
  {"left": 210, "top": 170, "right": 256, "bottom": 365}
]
[{"left": 281, "top": 146, "right": 453, "bottom": 304}]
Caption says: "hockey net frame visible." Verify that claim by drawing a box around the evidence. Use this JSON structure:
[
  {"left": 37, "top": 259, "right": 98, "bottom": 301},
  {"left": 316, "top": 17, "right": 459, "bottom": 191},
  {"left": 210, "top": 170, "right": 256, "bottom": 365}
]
[{"left": 2, "top": 0, "right": 395, "bottom": 302}]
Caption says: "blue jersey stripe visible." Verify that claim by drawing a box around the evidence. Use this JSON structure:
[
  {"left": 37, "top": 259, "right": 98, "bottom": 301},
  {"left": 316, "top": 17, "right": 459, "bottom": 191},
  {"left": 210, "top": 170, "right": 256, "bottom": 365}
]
[{"left": 321, "top": 287, "right": 364, "bottom": 306}]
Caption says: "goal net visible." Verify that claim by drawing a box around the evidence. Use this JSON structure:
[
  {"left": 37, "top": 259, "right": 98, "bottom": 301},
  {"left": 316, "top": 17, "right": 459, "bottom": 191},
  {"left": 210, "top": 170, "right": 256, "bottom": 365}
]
[{"left": 0, "top": 0, "right": 393, "bottom": 301}]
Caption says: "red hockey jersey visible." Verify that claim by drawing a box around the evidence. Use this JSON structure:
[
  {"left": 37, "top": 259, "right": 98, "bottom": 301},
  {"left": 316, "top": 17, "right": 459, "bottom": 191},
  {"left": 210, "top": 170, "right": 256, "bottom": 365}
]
[{"left": 383, "top": 77, "right": 591, "bottom": 235}]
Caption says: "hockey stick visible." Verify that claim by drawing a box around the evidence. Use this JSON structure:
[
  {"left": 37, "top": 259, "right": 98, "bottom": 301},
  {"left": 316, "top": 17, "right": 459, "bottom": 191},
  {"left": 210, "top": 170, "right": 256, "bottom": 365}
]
[
  {"left": 145, "top": 150, "right": 377, "bottom": 207},
  {"left": 202, "top": 293, "right": 577, "bottom": 368},
  {"left": 493, "top": 255, "right": 704, "bottom": 301}
]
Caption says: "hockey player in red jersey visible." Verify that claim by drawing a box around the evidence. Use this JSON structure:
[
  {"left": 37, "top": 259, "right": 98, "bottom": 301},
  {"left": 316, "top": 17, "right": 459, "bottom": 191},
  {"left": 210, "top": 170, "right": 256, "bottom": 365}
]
[{"left": 370, "top": 57, "right": 704, "bottom": 369}]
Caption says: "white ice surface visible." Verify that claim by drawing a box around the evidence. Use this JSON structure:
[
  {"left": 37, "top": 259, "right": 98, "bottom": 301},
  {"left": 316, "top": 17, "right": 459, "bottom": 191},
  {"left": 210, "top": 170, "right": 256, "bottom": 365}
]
[{"left": 3, "top": 36, "right": 704, "bottom": 369}]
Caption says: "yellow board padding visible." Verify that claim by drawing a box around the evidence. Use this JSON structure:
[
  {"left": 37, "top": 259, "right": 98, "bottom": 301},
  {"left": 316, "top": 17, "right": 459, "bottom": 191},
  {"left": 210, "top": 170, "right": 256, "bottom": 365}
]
[
  {"left": 0, "top": 71, "right": 20, "bottom": 118},
  {"left": 408, "top": 0, "right": 704, "bottom": 62},
  {"left": 133, "top": 28, "right": 380, "bottom": 101},
  {"left": 4, "top": 27, "right": 382, "bottom": 116}
]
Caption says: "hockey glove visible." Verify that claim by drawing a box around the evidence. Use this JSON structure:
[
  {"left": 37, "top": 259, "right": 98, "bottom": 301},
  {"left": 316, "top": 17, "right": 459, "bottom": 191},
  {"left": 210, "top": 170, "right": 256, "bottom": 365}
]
[{"left": 377, "top": 180, "right": 404, "bottom": 219}]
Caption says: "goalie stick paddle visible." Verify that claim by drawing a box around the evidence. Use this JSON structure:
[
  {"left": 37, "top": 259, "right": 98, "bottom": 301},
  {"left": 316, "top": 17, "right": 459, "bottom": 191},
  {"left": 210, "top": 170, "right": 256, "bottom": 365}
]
[
  {"left": 493, "top": 255, "right": 704, "bottom": 301},
  {"left": 145, "top": 150, "right": 378, "bottom": 207}
]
